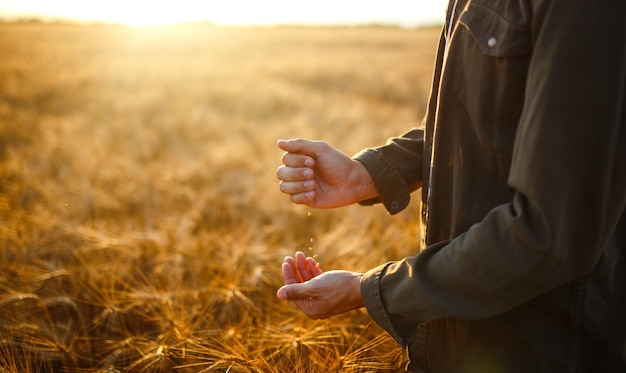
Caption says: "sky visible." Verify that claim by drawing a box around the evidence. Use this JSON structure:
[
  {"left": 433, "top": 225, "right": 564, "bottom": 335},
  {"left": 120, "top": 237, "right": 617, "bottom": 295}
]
[{"left": 0, "top": 0, "right": 448, "bottom": 27}]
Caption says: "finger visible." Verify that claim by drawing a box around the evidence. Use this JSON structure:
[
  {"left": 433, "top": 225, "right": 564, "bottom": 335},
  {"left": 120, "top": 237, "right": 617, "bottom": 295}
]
[
  {"left": 283, "top": 255, "right": 300, "bottom": 280},
  {"left": 284, "top": 255, "right": 296, "bottom": 268},
  {"left": 277, "top": 139, "right": 328, "bottom": 160},
  {"left": 276, "top": 165, "right": 314, "bottom": 182},
  {"left": 295, "top": 251, "right": 314, "bottom": 281},
  {"left": 276, "top": 283, "right": 309, "bottom": 301},
  {"left": 281, "top": 260, "right": 302, "bottom": 284},
  {"left": 281, "top": 152, "right": 314, "bottom": 168},
  {"left": 290, "top": 191, "right": 316, "bottom": 205},
  {"left": 279, "top": 180, "right": 315, "bottom": 195},
  {"left": 306, "top": 257, "right": 323, "bottom": 276},
  {"left": 277, "top": 138, "right": 315, "bottom": 154}
]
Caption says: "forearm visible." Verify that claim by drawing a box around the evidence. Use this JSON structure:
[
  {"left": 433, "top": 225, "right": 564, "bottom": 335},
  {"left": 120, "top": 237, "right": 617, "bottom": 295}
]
[{"left": 348, "top": 159, "right": 380, "bottom": 204}]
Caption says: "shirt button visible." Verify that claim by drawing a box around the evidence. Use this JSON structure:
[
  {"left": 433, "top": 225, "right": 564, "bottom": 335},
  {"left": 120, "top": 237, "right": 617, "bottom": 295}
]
[
  {"left": 391, "top": 201, "right": 400, "bottom": 210},
  {"left": 487, "top": 37, "right": 498, "bottom": 47}
]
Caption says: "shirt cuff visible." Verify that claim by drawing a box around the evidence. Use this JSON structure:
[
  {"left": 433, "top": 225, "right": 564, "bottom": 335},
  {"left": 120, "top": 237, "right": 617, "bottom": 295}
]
[
  {"left": 353, "top": 149, "right": 411, "bottom": 215},
  {"left": 360, "top": 262, "right": 407, "bottom": 347}
]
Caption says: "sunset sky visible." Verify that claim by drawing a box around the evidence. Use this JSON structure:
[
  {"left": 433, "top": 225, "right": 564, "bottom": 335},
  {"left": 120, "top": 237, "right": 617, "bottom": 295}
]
[{"left": 0, "top": 0, "right": 448, "bottom": 27}]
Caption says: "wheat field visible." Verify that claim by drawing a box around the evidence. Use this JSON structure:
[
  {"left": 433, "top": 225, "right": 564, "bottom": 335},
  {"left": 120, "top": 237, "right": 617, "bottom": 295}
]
[{"left": 0, "top": 22, "right": 440, "bottom": 372}]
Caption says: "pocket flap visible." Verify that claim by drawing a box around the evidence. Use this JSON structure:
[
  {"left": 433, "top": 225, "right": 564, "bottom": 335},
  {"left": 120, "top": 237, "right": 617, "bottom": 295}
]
[{"left": 460, "top": 5, "right": 531, "bottom": 57}]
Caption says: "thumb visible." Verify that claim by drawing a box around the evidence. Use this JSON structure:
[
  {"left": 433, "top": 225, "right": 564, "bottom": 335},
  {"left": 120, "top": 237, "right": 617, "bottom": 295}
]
[
  {"left": 276, "top": 283, "right": 310, "bottom": 301},
  {"left": 277, "top": 138, "right": 320, "bottom": 156}
]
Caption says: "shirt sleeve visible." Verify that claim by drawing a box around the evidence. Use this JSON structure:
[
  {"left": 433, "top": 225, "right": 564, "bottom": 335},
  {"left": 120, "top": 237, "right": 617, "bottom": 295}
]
[
  {"left": 353, "top": 128, "right": 425, "bottom": 215},
  {"left": 362, "top": 0, "right": 626, "bottom": 330}
]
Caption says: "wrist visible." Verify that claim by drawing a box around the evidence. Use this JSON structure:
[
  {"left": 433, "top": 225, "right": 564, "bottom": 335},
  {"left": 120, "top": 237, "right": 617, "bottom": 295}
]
[
  {"left": 350, "top": 160, "right": 379, "bottom": 202},
  {"left": 352, "top": 272, "right": 365, "bottom": 309}
]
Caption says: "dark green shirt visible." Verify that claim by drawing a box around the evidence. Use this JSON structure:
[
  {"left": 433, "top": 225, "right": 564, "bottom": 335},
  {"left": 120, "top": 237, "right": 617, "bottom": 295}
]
[{"left": 356, "top": 0, "right": 626, "bottom": 371}]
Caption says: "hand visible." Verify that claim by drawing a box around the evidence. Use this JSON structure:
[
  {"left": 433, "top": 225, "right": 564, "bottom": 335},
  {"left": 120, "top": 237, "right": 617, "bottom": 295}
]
[
  {"left": 276, "top": 139, "right": 378, "bottom": 208},
  {"left": 277, "top": 251, "right": 365, "bottom": 319}
]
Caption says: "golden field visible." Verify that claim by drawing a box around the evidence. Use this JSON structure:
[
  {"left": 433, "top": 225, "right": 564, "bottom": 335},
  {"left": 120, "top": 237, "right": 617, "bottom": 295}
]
[{"left": 0, "top": 22, "right": 440, "bottom": 372}]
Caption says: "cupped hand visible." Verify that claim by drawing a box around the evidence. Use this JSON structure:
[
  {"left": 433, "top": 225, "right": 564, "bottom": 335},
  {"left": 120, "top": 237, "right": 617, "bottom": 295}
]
[
  {"left": 276, "top": 139, "right": 378, "bottom": 208},
  {"left": 277, "top": 251, "right": 364, "bottom": 319}
]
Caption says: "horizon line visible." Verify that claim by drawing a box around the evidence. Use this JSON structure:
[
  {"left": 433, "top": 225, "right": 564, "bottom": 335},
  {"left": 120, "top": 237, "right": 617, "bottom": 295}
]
[{"left": 0, "top": 14, "right": 444, "bottom": 29}]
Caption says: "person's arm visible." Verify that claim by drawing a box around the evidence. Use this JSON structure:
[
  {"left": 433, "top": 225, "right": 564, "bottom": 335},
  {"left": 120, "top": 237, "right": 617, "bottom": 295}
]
[
  {"left": 362, "top": 0, "right": 626, "bottom": 345},
  {"left": 274, "top": 128, "right": 427, "bottom": 318}
]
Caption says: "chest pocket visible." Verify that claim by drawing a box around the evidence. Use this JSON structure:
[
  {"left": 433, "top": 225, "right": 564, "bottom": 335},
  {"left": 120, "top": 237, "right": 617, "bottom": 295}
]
[
  {"left": 460, "top": 3, "right": 531, "bottom": 57},
  {"left": 449, "top": 2, "right": 533, "bottom": 124},
  {"left": 447, "top": 1, "right": 533, "bottom": 175}
]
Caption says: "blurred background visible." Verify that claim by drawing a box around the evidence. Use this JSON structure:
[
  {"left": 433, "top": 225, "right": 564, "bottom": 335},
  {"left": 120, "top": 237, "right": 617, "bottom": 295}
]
[
  {"left": 0, "top": 2, "right": 444, "bottom": 371},
  {"left": 0, "top": 0, "right": 447, "bottom": 27}
]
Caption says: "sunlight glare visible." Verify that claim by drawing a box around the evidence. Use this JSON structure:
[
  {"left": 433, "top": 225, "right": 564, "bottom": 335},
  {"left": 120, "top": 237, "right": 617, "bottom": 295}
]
[{"left": 0, "top": 0, "right": 448, "bottom": 27}]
